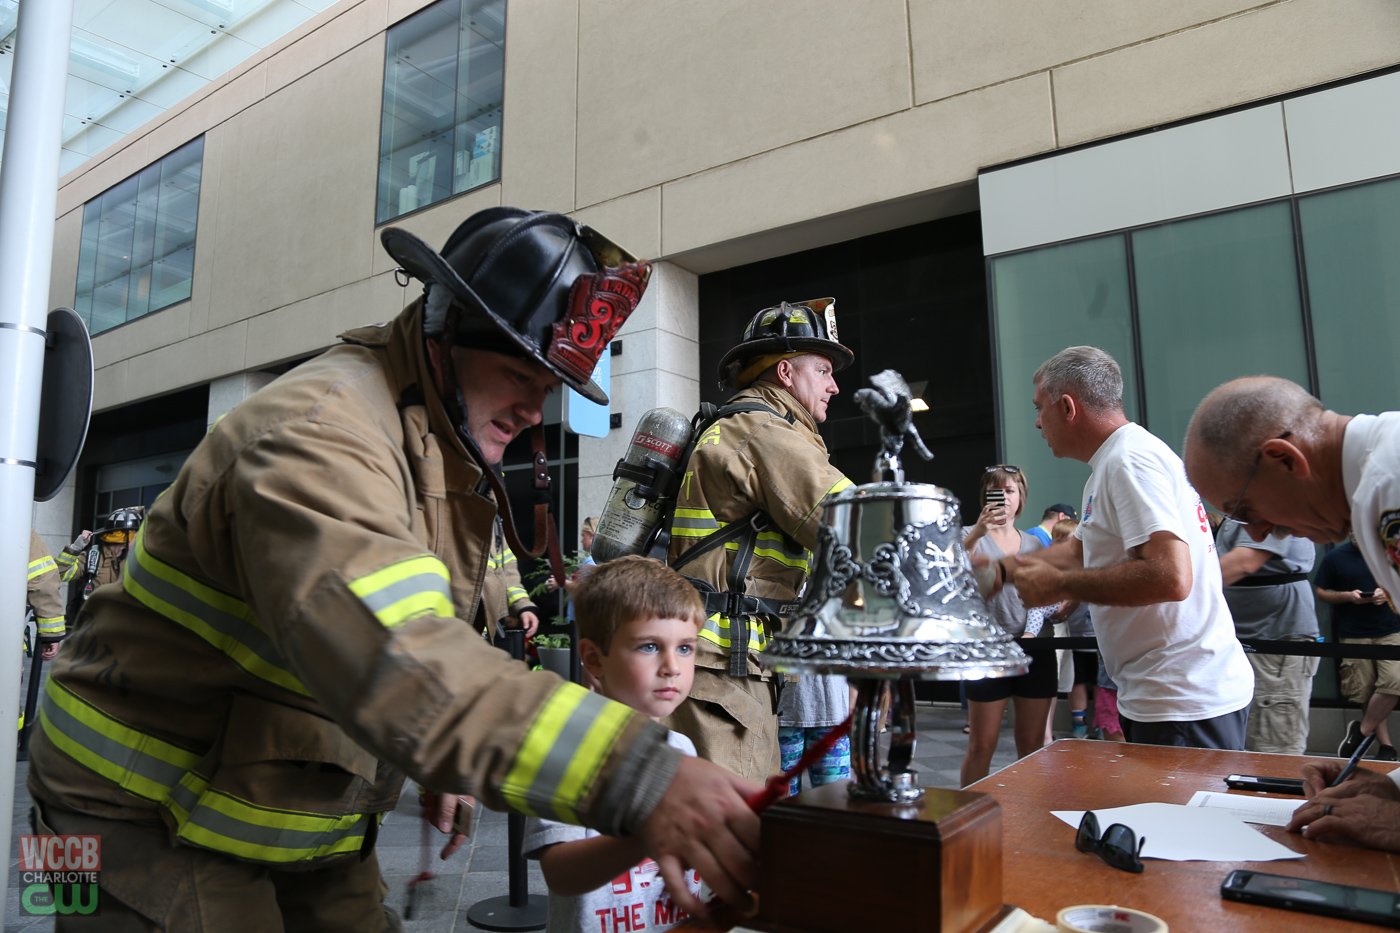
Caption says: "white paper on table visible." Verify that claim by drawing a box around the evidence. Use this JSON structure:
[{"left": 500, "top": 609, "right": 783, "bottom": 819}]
[
  {"left": 1184, "top": 790, "right": 1304, "bottom": 827},
  {"left": 1051, "top": 802, "right": 1304, "bottom": 862}
]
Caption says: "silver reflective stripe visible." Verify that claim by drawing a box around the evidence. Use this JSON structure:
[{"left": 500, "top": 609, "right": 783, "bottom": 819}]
[
  {"left": 124, "top": 531, "right": 307, "bottom": 696},
  {"left": 525, "top": 690, "right": 611, "bottom": 818},
  {"left": 167, "top": 781, "right": 367, "bottom": 853},
  {"left": 39, "top": 682, "right": 192, "bottom": 799},
  {"left": 353, "top": 571, "right": 450, "bottom": 618},
  {"left": 671, "top": 513, "right": 721, "bottom": 535}
]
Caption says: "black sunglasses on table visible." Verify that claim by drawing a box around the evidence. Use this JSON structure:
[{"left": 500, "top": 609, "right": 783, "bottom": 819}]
[{"left": 1076, "top": 810, "right": 1146, "bottom": 873}]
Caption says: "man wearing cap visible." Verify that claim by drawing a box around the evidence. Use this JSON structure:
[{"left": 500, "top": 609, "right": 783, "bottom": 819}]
[
  {"left": 1027, "top": 503, "right": 1078, "bottom": 547},
  {"left": 28, "top": 208, "right": 759, "bottom": 928},
  {"left": 665, "top": 299, "right": 855, "bottom": 783}
]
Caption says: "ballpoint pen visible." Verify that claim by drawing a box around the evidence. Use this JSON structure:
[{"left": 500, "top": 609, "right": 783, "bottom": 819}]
[{"left": 1330, "top": 732, "right": 1377, "bottom": 788}]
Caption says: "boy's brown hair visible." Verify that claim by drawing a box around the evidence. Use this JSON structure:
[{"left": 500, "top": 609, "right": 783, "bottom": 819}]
[
  {"left": 570, "top": 555, "right": 705, "bottom": 652},
  {"left": 1051, "top": 518, "right": 1078, "bottom": 542}
]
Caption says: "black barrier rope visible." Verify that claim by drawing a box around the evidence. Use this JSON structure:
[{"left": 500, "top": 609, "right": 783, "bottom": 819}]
[{"left": 1029, "top": 636, "right": 1400, "bottom": 660}]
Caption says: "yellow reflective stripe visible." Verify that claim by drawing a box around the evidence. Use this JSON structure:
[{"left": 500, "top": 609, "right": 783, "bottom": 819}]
[
  {"left": 54, "top": 551, "right": 79, "bottom": 571},
  {"left": 28, "top": 555, "right": 58, "bottom": 580},
  {"left": 348, "top": 554, "right": 453, "bottom": 628},
  {"left": 123, "top": 528, "right": 309, "bottom": 697},
  {"left": 168, "top": 773, "right": 367, "bottom": 864},
  {"left": 35, "top": 615, "right": 64, "bottom": 635},
  {"left": 39, "top": 678, "right": 200, "bottom": 802},
  {"left": 698, "top": 613, "right": 768, "bottom": 652},
  {"left": 552, "top": 701, "right": 631, "bottom": 824},
  {"left": 502, "top": 684, "right": 633, "bottom": 822},
  {"left": 40, "top": 679, "right": 369, "bottom": 865},
  {"left": 506, "top": 586, "right": 529, "bottom": 607},
  {"left": 799, "top": 477, "right": 853, "bottom": 527},
  {"left": 670, "top": 508, "right": 721, "bottom": 539},
  {"left": 487, "top": 547, "right": 518, "bottom": 571}
]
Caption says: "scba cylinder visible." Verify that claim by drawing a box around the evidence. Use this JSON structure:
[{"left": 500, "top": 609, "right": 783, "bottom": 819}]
[{"left": 593, "top": 407, "right": 693, "bottom": 563}]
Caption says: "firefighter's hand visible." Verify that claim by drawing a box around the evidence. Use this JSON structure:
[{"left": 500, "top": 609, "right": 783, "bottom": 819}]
[
  {"left": 421, "top": 791, "right": 475, "bottom": 860},
  {"left": 643, "top": 756, "right": 761, "bottom": 917},
  {"left": 67, "top": 530, "right": 92, "bottom": 552},
  {"left": 515, "top": 610, "right": 540, "bottom": 638},
  {"left": 40, "top": 641, "right": 60, "bottom": 661}
]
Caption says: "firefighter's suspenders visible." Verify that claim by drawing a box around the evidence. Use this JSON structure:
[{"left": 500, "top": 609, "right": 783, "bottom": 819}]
[{"left": 666, "top": 402, "right": 796, "bottom": 675}]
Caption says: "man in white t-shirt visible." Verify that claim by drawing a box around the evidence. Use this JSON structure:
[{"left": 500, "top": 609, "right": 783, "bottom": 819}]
[
  {"left": 1186, "top": 375, "right": 1400, "bottom": 851},
  {"left": 1005, "top": 346, "right": 1253, "bottom": 749}
]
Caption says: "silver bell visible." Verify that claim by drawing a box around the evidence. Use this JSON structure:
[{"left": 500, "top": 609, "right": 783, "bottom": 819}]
[
  {"left": 765, "top": 370, "right": 1028, "bottom": 802},
  {"left": 765, "top": 480, "right": 1030, "bottom": 680}
]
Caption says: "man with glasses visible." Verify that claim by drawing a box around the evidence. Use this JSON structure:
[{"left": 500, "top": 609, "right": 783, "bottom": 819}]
[
  {"left": 1007, "top": 346, "right": 1253, "bottom": 749},
  {"left": 1186, "top": 376, "right": 1400, "bottom": 754},
  {"left": 1186, "top": 375, "right": 1400, "bottom": 852}
]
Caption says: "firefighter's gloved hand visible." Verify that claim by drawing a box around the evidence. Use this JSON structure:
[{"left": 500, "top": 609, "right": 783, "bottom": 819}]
[
  {"left": 420, "top": 790, "right": 475, "bottom": 860},
  {"left": 40, "top": 642, "right": 60, "bottom": 661},
  {"left": 65, "top": 531, "right": 92, "bottom": 553},
  {"left": 642, "top": 756, "right": 761, "bottom": 918}
]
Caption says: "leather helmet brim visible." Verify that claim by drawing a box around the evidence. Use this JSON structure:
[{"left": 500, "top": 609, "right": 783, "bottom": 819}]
[
  {"left": 382, "top": 225, "right": 612, "bottom": 405},
  {"left": 717, "top": 337, "right": 855, "bottom": 390}
]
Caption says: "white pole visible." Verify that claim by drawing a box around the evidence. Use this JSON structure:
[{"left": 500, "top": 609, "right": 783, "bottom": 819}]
[{"left": 0, "top": 0, "right": 76, "bottom": 910}]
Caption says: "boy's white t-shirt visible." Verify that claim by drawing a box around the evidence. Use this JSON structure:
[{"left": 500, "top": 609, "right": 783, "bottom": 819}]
[
  {"left": 1076, "top": 423, "right": 1253, "bottom": 723},
  {"left": 524, "top": 730, "right": 702, "bottom": 933}
]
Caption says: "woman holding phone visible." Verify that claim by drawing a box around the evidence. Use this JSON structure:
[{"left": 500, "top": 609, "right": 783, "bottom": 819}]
[{"left": 959, "top": 464, "right": 1056, "bottom": 786}]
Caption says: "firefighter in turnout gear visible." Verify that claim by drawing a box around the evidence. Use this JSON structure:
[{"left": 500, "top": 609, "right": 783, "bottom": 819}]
[
  {"left": 20, "top": 531, "right": 69, "bottom": 743},
  {"left": 27, "top": 531, "right": 68, "bottom": 657},
  {"left": 664, "top": 299, "right": 854, "bottom": 783},
  {"left": 60, "top": 506, "right": 142, "bottom": 620},
  {"left": 483, "top": 515, "right": 541, "bottom": 640},
  {"left": 28, "top": 207, "right": 760, "bottom": 929}
]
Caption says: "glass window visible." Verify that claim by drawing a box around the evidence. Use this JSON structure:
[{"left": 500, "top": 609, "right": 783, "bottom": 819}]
[
  {"left": 377, "top": 0, "right": 506, "bottom": 224},
  {"left": 1131, "top": 202, "right": 1310, "bottom": 452},
  {"left": 74, "top": 138, "right": 204, "bottom": 335},
  {"left": 1299, "top": 176, "right": 1400, "bottom": 415},
  {"left": 989, "top": 236, "right": 1139, "bottom": 509}
]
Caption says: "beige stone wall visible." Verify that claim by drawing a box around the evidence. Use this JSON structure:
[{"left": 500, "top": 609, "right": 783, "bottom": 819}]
[{"left": 51, "top": 0, "right": 1400, "bottom": 412}]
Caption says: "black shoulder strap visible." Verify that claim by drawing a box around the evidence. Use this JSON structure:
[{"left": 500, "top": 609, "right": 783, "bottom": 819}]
[
  {"left": 651, "top": 400, "right": 788, "bottom": 558},
  {"left": 660, "top": 400, "right": 793, "bottom": 672}
]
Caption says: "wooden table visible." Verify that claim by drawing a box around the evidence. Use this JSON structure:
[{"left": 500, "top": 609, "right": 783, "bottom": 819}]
[{"left": 968, "top": 739, "right": 1400, "bottom": 930}]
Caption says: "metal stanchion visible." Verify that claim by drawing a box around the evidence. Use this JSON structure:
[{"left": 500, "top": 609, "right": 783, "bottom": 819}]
[{"left": 466, "top": 627, "right": 547, "bottom": 931}]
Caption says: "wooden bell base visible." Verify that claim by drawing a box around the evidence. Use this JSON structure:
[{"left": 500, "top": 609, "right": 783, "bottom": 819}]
[{"left": 752, "top": 780, "right": 1007, "bottom": 933}]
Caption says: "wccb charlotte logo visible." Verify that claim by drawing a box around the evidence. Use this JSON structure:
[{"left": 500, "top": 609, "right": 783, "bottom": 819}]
[{"left": 18, "top": 834, "right": 100, "bottom": 917}]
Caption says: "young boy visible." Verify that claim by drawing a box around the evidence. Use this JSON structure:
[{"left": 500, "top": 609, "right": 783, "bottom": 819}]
[{"left": 524, "top": 555, "right": 706, "bottom": 933}]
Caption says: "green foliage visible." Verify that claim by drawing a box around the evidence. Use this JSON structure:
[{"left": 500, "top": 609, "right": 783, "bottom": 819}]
[
  {"left": 531, "top": 632, "right": 571, "bottom": 650},
  {"left": 526, "top": 549, "right": 588, "bottom": 599}
]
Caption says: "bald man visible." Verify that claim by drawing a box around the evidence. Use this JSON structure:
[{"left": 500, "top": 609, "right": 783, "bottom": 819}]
[{"left": 1186, "top": 376, "right": 1400, "bottom": 852}]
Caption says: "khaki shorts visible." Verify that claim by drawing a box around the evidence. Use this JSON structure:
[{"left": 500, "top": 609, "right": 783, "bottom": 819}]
[
  {"left": 1245, "top": 650, "right": 1318, "bottom": 756},
  {"left": 1339, "top": 633, "right": 1400, "bottom": 705}
]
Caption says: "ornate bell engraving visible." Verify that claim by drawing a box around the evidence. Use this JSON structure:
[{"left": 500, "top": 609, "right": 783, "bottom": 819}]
[{"left": 766, "top": 370, "right": 1028, "bottom": 801}]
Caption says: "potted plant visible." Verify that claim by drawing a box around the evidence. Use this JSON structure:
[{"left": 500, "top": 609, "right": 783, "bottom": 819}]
[{"left": 531, "top": 632, "right": 572, "bottom": 679}]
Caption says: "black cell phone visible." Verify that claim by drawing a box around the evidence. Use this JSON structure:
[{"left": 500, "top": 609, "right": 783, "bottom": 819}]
[
  {"left": 1222, "top": 870, "right": 1400, "bottom": 927},
  {"left": 986, "top": 489, "right": 1006, "bottom": 507},
  {"left": 1224, "top": 773, "right": 1306, "bottom": 795}
]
